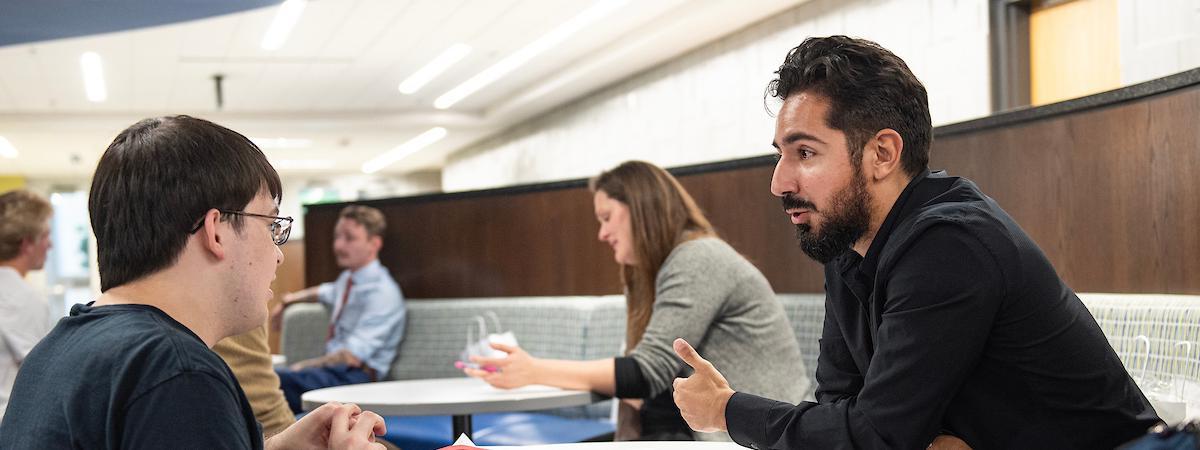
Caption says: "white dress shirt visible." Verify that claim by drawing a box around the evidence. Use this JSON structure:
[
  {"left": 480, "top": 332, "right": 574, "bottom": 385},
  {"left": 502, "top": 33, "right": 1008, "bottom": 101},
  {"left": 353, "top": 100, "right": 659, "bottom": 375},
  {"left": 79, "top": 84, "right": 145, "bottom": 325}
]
[{"left": 0, "top": 266, "right": 52, "bottom": 421}]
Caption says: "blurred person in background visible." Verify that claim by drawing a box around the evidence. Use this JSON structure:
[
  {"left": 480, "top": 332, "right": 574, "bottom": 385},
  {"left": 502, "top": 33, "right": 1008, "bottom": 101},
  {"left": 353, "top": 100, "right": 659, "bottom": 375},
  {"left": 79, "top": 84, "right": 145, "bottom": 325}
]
[
  {"left": 464, "top": 160, "right": 809, "bottom": 442},
  {"left": 0, "top": 189, "right": 54, "bottom": 424},
  {"left": 271, "top": 205, "right": 406, "bottom": 414}
]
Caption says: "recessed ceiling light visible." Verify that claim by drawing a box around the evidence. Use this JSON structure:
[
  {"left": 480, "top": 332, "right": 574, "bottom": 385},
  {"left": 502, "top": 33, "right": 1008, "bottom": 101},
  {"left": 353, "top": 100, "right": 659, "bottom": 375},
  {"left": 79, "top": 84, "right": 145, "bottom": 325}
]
[
  {"left": 361, "top": 127, "right": 447, "bottom": 174},
  {"left": 80, "top": 52, "right": 107, "bottom": 102},
  {"left": 433, "top": 0, "right": 628, "bottom": 109},
  {"left": 0, "top": 136, "right": 17, "bottom": 158},
  {"left": 261, "top": 0, "right": 308, "bottom": 51},
  {"left": 399, "top": 43, "right": 472, "bottom": 95}
]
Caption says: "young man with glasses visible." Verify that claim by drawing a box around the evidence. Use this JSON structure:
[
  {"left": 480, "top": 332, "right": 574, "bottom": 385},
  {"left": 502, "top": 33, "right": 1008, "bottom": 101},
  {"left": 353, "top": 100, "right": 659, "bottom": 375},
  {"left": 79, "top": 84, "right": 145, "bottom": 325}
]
[
  {"left": 270, "top": 205, "right": 406, "bottom": 414},
  {"left": 0, "top": 115, "right": 387, "bottom": 449}
]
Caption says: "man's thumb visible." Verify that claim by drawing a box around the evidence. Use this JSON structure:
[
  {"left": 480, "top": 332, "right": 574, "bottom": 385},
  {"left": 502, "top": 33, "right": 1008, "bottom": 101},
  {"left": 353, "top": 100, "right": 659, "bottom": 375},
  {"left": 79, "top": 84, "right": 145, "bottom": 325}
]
[{"left": 673, "top": 338, "right": 708, "bottom": 370}]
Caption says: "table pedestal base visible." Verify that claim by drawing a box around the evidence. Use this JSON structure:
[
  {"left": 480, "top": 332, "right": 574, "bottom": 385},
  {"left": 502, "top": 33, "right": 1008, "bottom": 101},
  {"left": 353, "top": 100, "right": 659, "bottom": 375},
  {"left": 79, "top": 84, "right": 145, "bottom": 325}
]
[{"left": 451, "top": 414, "right": 473, "bottom": 441}]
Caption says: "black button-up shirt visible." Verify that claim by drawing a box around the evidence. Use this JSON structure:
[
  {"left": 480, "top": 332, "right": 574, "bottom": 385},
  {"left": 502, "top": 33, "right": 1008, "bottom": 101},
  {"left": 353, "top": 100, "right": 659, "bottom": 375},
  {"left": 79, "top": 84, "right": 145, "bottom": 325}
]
[{"left": 726, "top": 171, "right": 1158, "bottom": 449}]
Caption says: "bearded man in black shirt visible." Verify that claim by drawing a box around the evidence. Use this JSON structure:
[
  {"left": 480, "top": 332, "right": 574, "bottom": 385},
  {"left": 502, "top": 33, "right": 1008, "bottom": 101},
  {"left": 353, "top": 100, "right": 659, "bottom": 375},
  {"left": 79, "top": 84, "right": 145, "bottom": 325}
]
[{"left": 671, "top": 36, "right": 1159, "bottom": 450}]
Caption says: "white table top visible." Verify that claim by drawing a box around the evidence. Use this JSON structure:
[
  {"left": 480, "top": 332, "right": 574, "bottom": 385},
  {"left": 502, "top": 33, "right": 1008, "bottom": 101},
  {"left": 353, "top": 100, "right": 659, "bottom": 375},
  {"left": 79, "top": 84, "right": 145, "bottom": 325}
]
[
  {"left": 485, "top": 443, "right": 744, "bottom": 449},
  {"left": 301, "top": 377, "right": 602, "bottom": 416}
]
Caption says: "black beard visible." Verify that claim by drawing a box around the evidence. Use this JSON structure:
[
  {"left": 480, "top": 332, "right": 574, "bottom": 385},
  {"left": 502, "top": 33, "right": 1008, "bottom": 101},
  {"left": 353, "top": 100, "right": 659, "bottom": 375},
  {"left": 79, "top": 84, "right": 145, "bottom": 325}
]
[{"left": 791, "top": 169, "right": 871, "bottom": 264}]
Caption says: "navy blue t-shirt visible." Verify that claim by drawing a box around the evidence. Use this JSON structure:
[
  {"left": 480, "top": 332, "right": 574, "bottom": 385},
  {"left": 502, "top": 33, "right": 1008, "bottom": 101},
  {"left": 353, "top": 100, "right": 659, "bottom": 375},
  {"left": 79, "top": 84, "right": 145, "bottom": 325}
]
[{"left": 0, "top": 303, "right": 262, "bottom": 449}]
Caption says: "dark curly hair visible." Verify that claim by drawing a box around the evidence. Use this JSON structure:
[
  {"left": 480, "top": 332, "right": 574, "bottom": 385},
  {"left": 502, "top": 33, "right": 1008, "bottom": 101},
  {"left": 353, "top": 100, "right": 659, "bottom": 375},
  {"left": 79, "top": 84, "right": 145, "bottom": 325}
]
[{"left": 767, "top": 35, "right": 931, "bottom": 176}]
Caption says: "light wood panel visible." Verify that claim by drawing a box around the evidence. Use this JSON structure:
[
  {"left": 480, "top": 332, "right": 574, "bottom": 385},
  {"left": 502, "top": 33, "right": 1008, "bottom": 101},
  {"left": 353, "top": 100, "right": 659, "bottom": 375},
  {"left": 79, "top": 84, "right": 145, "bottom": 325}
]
[
  {"left": 1030, "top": 0, "right": 1120, "bottom": 105},
  {"left": 268, "top": 240, "right": 306, "bottom": 353}
]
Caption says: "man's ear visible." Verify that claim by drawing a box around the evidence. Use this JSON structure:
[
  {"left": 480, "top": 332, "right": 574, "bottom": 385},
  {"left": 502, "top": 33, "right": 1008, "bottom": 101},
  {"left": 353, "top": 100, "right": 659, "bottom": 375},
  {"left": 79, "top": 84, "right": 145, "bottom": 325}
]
[
  {"left": 19, "top": 236, "right": 35, "bottom": 257},
  {"left": 368, "top": 235, "right": 383, "bottom": 253},
  {"left": 198, "top": 209, "right": 227, "bottom": 260},
  {"left": 866, "top": 128, "right": 904, "bottom": 181}
]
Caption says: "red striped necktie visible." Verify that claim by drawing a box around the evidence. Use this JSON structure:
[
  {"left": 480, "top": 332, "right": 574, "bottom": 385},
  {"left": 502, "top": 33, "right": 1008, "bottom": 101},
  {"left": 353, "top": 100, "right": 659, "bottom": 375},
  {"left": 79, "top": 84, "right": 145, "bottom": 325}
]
[{"left": 327, "top": 276, "right": 353, "bottom": 341}]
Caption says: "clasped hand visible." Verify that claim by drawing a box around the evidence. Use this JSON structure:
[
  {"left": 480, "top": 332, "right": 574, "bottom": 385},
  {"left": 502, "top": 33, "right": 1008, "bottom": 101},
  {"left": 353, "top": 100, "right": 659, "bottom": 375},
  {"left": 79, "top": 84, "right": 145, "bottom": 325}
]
[{"left": 266, "top": 402, "right": 387, "bottom": 450}]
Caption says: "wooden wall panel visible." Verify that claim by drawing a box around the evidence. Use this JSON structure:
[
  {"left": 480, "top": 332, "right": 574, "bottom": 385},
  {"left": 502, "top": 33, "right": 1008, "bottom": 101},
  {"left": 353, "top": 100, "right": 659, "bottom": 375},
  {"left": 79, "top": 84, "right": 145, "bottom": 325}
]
[
  {"left": 675, "top": 166, "right": 826, "bottom": 293},
  {"left": 305, "top": 186, "right": 624, "bottom": 298},
  {"left": 305, "top": 165, "right": 829, "bottom": 298},
  {"left": 305, "top": 72, "right": 1200, "bottom": 297},
  {"left": 268, "top": 240, "right": 306, "bottom": 352},
  {"left": 932, "top": 85, "right": 1200, "bottom": 294}
]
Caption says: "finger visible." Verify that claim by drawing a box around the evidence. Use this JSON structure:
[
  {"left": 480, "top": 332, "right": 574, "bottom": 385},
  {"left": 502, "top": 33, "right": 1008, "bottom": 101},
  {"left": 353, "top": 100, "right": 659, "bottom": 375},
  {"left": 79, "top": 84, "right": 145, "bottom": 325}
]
[
  {"left": 673, "top": 338, "right": 710, "bottom": 371},
  {"left": 306, "top": 401, "right": 340, "bottom": 422},
  {"left": 469, "top": 355, "right": 509, "bottom": 367},
  {"left": 331, "top": 403, "right": 354, "bottom": 432},
  {"left": 463, "top": 367, "right": 490, "bottom": 378},
  {"left": 489, "top": 342, "right": 519, "bottom": 353},
  {"left": 351, "top": 409, "right": 383, "bottom": 438},
  {"left": 362, "top": 411, "right": 387, "bottom": 436}
]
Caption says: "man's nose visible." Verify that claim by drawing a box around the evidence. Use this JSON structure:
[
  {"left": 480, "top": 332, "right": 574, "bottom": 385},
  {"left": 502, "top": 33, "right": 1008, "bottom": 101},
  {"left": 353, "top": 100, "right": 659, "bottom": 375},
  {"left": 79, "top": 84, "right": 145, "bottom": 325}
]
[{"left": 770, "top": 161, "right": 797, "bottom": 197}]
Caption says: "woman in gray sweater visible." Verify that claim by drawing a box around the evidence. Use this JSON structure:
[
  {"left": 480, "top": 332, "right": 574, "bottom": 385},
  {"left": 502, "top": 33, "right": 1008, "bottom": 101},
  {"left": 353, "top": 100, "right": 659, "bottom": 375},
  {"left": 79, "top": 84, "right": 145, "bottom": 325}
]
[{"left": 463, "top": 160, "right": 809, "bottom": 440}]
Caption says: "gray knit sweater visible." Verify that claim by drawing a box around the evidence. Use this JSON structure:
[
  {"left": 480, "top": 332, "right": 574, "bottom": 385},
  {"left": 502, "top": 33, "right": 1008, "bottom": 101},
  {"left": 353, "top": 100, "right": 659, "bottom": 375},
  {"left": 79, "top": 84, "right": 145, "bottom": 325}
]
[{"left": 628, "top": 237, "right": 810, "bottom": 440}]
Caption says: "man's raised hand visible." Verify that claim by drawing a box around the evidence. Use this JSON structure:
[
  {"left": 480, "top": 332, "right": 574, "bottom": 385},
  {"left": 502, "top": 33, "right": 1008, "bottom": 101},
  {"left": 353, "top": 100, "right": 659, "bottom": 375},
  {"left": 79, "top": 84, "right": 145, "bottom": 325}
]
[{"left": 672, "top": 338, "right": 735, "bottom": 433}]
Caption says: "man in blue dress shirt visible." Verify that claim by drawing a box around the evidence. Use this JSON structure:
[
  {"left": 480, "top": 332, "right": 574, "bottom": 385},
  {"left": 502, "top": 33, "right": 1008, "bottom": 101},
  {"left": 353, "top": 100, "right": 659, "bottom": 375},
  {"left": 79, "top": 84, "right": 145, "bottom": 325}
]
[{"left": 272, "top": 205, "right": 406, "bottom": 413}]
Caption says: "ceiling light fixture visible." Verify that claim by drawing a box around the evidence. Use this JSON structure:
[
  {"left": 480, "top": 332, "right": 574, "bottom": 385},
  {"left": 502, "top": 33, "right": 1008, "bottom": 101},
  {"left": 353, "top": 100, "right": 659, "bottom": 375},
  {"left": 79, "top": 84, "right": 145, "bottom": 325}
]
[
  {"left": 433, "top": 0, "right": 628, "bottom": 109},
  {"left": 261, "top": 0, "right": 308, "bottom": 51},
  {"left": 0, "top": 136, "right": 17, "bottom": 158},
  {"left": 399, "top": 44, "right": 472, "bottom": 95},
  {"left": 80, "top": 52, "right": 107, "bottom": 102},
  {"left": 361, "top": 127, "right": 447, "bottom": 174}
]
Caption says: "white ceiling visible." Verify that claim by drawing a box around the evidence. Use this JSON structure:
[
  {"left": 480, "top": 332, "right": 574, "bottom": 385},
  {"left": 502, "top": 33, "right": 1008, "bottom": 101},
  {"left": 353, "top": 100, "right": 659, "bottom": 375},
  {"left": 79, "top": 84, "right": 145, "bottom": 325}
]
[{"left": 0, "top": 0, "right": 805, "bottom": 178}]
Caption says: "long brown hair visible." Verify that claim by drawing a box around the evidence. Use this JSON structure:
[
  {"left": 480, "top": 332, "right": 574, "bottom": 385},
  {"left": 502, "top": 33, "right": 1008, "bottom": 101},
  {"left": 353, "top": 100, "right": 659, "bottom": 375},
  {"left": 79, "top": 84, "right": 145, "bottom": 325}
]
[{"left": 589, "top": 161, "right": 716, "bottom": 352}]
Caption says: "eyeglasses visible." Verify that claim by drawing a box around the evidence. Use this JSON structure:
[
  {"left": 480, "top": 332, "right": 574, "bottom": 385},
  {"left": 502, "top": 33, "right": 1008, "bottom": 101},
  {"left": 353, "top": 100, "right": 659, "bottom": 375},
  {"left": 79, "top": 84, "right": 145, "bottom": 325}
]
[{"left": 189, "top": 210, "right": 294, "bottom": 245}]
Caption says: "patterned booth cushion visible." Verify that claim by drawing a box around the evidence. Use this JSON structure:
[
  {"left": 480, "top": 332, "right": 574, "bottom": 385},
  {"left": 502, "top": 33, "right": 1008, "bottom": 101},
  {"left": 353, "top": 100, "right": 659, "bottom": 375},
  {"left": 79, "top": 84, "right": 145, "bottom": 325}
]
[
  {"left": 281, "top": 296, "right": 624, "bottom": 420},
  {"left": 282, "top": 292, "right": 1200, "bottom": 424},
  {"left": 1080, "top": 293, "right": 1200, "bottom": 421}
]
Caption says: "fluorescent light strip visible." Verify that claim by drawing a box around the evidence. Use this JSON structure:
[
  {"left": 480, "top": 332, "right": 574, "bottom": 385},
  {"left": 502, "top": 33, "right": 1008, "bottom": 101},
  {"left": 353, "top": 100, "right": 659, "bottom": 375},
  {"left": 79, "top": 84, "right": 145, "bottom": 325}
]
[
  {"left": 399, "top": 44, "right": 472, "bottom": 94},
  {"left": 361, "top": 127, "right": 447, "bottom": 174},
  {"left": 261, "top": 0, "right": 307, "bottom": 51},
  {"left": 433, "top": 0, "right": 628, "bottom": 109},
  {"left": 80, "top": 52, "right": 107, "bottom": 102},
  {"left": 0, "top": 136, "right": 17, "bottom": 158}
]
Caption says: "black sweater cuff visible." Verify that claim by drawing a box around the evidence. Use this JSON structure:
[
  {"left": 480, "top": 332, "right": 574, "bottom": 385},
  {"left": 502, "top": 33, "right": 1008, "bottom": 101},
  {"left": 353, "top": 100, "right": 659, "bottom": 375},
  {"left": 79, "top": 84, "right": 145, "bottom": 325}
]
[{"left": 613, "top": 356, "right": 650, "bottom": 398}]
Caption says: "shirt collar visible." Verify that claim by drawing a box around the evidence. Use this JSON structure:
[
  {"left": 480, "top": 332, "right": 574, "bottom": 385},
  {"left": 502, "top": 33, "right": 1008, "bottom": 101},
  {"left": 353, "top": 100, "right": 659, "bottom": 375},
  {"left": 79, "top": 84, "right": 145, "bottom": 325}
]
[
  {"left": 843, "top": 170, "right": 933, "bottom": 277},
  {"left": 347, "top": 259, "right": 382, "bottom": 283}
]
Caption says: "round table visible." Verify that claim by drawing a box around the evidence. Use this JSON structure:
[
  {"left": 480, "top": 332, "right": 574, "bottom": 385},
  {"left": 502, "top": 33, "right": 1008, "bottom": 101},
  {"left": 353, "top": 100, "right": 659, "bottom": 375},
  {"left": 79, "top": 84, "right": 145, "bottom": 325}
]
[{"left": 301, "top": 377, "right": 603, "bottom": 441}]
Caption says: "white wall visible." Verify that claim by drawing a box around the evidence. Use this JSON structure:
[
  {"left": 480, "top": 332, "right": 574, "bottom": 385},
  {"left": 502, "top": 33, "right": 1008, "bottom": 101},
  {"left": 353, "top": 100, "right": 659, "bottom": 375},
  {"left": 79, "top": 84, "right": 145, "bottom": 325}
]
[
  {"left": 443, "top": 0, "right": 993, "bottom": 192},
  {"left": 1119, "top": 0, "right": 1200, "bottom": 85}
]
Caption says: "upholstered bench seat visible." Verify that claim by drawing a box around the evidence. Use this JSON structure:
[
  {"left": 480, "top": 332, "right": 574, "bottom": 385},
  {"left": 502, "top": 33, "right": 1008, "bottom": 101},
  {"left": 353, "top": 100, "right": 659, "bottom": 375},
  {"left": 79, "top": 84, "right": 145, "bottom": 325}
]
[{"left": 283, "top": 292, "right": 1200, "bottom": 444}]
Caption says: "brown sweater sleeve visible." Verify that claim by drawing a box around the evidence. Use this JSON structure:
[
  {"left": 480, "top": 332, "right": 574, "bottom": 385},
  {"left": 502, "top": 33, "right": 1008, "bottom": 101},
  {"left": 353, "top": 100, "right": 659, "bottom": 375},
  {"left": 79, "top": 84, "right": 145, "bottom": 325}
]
[{"left": 213, "top": 323, "right": 296, "bottom": 437}]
